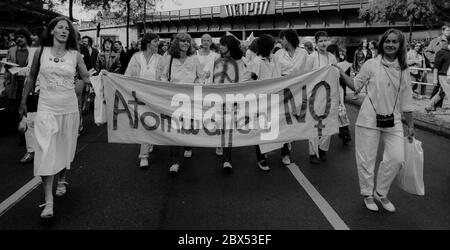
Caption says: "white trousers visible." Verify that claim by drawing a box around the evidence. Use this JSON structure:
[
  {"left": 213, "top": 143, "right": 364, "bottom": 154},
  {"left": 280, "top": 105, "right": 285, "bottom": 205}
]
[
  {"left": 308, "top": 136, "right": 331, "bottom": 156},
  {"left": 139, "top": 143, "right": 153, "bottom": 158},
  {"left": 24, "top": 112, "right": 36, "bottom": 153},
  {"left": 355, "top": 125, "right": 404, "bottom": 197}
]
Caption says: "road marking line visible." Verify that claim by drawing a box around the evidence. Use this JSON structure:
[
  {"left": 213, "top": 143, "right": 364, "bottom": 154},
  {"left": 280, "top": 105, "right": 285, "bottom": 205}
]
[
  {"left": 0, "top": 177, "right": 42, "bottom": 217},
  {"left": 0, "top": 129, "right": 106, "bottom": 218},
  {"left": 287, "top": 163, "right": 350, "bottom": 230}
]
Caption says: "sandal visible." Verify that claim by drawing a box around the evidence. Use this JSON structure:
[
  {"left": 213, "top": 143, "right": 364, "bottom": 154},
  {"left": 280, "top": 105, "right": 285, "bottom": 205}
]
[
  {"left": 55, "top": 181, "right": 68, "bottom": 197},
  {"left": 39, "top": 202, "right": 54, "bottom": 219}
]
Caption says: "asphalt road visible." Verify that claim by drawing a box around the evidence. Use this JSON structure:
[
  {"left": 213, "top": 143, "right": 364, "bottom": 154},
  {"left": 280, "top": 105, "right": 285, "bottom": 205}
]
[{"left": 0, "top": 104, "right": 449, "bottom": 230}]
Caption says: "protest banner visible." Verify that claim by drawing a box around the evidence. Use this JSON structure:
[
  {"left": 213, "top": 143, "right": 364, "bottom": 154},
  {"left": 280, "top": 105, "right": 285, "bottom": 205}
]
[{"left": 101, "top": 66, "right": 340, "bottom": 148}]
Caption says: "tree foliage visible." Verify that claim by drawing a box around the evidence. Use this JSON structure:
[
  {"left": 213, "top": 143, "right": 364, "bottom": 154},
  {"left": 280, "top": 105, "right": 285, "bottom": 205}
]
[
  {"left": 360, "top": 0, "right": 450, "bottom": 27},
  {"left": 359, "top": 0, "right": 450, "bottom": 41}
]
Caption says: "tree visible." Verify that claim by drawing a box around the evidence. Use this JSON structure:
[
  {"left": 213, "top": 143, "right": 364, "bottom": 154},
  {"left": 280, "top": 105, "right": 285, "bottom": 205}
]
[{"left": 359, "top": 0, "right": 450, "bottom": 42}]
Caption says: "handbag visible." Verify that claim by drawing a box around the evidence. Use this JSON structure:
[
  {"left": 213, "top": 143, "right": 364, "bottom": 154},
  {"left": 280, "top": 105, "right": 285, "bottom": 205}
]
[
  {"left": 25, "top": 46, "right": 44, "bottom": 112},
  {"left": 338, "top": 103, "right": 349, "bottom": 127},
  {"left": 396, "top": 138, "right": 425, "bottom": 196},
  {"left": 367, "top": 66, "right": 402, "bottom": 128}
]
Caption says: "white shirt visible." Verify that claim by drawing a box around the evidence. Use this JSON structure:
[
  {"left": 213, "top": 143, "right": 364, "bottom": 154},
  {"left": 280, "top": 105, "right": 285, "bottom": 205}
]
[
  {"left": 125, "top": 52, "right": 164, "bottom": 80},
  {"left": 197, "top": 50, "right": 220, "bottom": 83},
  {"left": 305, "top": 51, "right": 338, "bottom": 71},
  {"left": 243, "top": 49, "right": 257, "bottom": 65},
  {"left": 273, "top": 47, "right": 309, "bottom": 76},
  {"left": 164, "top": 55, "right": 203, "bottom": 83},
  {"left": 354, "top": 57, "right": 414, "bottom": 129},
  {"left": 247, "top": 56, "right": 281, "bottom": 80},
  {"left": 212, "top": 58, "right": 251, "bottom": 83}
]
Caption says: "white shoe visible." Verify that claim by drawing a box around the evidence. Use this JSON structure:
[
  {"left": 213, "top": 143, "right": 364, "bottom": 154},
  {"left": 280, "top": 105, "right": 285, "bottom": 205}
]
[
  {"left": 363, "top": 196, "right": 379, "bottom": 212},
  {"left": 39, "top": 202, "right": 54, "bottom": 219},
  {"left": 55, "top": 181, "right": 68, "bottom": 197},
  {"left": 184, "top": 150, "right": 192, "bottom": 158},
  {"left": 374, "top": 192, "right": 396, "bottom": 213},
  {"left": 169, "top": 163, "right": 180, "bottom": 173},
  {"left": 282, "top": 155, "right": 291, "bottom": 165},
  {"left": 216, "top": 147, "right": 223, "bottom": 156},
  {"left": 223, "top": 161, "right": 232, "bottom": 170},
  {"left": 139, "top": 158, "right": 149, "bottom": 168},
  {"left": 149, "top": 145, "right": 154, "bottom": 153}
]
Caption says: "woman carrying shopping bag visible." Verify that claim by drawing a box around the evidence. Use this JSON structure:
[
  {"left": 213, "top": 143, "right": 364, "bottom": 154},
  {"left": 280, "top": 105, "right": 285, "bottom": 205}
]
[{"left": 337, "top": 28, "right": 415, "bottom": 213}]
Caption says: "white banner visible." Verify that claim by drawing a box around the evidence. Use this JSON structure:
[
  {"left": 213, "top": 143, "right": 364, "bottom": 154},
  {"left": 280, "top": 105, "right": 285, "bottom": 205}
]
[{"left": 101, "top": 66, "right": 341, "bottom": 148}]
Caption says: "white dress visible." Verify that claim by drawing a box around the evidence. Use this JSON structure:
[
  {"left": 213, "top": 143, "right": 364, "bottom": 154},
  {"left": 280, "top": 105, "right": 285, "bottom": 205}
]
[{"left": 33, "top": 47, "right": 80, "bottom": 176}]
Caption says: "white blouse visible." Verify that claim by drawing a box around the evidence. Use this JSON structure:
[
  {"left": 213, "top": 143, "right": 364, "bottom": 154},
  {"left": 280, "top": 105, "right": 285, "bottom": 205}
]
[
  {"left": 354, "top": 57, "right": 414, "bottom": 129},
  {"left": 124, "top": 51, "right": 164, "bottom": 80},
  {"left": 163, "top": 55, "right": 203, "bottom": 83},
  {"left": 247, "top": 56, "right": 281, "bottom": 80},
  {"left": 273, "top": 47, "right": 309, "bottom": 76},
  {"left": 305, "top": 51, "right": 338, "bottom": 71}
]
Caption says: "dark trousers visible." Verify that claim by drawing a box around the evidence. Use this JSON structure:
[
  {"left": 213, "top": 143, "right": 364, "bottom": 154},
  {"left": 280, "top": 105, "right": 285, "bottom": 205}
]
[
  {"left": 223, "top": 147, "right": 232, "bottom": 163},
  {"left": 430, "top": 82, "right": 445, "bottom": 108},
  {"left": 169, "top": 146, "right": 181, "bottom": 165},
  {"left": 255, "top": 143, "right": 290, "bottom": 162}
]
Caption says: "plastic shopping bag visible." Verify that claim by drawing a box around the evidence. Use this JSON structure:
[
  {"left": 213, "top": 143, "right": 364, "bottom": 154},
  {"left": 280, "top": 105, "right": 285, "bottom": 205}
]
[
  {"left": 396, "top": 138, "right": 425, "bottom": 196},
  {"left": 90, "top": 75, "right": 107, "bottom": 125}
]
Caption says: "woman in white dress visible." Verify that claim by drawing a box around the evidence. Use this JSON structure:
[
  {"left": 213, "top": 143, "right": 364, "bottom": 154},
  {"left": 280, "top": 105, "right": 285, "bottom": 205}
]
[
  {"left": 162, "top": 32, "right": 203, "bottom": 174},
  {"left": 19, "top": 17, "right": 92, "bottom": 219},
  {"left": 125, "top": 32, "right": 165, "bottom": 168}
]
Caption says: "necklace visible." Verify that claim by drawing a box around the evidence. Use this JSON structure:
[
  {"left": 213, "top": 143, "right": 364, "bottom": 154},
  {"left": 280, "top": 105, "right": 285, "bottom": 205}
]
[{"left": 50, "top": 48, "right": 67, "bottom": 63}]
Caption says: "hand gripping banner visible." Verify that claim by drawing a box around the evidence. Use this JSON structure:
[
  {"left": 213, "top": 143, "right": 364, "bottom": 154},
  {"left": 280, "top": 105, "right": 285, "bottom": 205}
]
[{"left": 100, "top": 66, "right": 340, "bottom": 148}]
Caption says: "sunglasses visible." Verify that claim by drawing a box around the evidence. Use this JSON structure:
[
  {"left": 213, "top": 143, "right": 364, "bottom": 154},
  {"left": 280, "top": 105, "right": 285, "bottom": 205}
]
[{"left": 179, "top": 39, "right": 191, "bottom": 43}]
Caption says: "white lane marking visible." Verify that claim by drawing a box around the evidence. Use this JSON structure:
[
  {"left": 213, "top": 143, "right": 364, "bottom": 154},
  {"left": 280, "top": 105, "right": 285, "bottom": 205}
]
[
  {"left": 287, "top": 163, "right": 350, "bottom": 230},
  {"left": 0, "top": 129, "right": 106, "bottom": 217},
  {"left": 0, "top": 177, "right": 42, "bottom": 217}
]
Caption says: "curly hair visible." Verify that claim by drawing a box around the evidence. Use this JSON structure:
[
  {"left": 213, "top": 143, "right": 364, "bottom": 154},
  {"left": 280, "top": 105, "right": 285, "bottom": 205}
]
[
  {"left": 40, "top": 17, "right": 79, "bottom": 51},
  {"left": 378, "top": 28, "right": 408, "bottom": 70},
  {"left": 219, "top": 35, "right": 242, "bottom": 60},
  {"left": 168, "top": 33, "right": 195, "bottom": 58},
  {"left": 279, "top": 29, "right": 299, "bottom": 48}
]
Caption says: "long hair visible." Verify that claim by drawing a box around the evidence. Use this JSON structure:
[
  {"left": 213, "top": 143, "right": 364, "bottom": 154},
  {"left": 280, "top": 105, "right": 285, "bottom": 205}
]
[
  {"left": 102, "top": 38, "right": 113, "bottom": 52},
  {"left": 219, "top": 35, "right": 243, "bottom": 60},
  {"left": 168, "top": 32, "right": 195, "bottom": 58},
  {"left": 378, "top": 28, "right": 408, "bottom": 70},
  {"left": 40, "top": 16, "right": 79, "bottom": 51},
  {"left": 279, "top": 29, "right": 299, "bottom": 48},
  {"left": 257, "top": 34, "right": 275, "bottom": 58}
]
